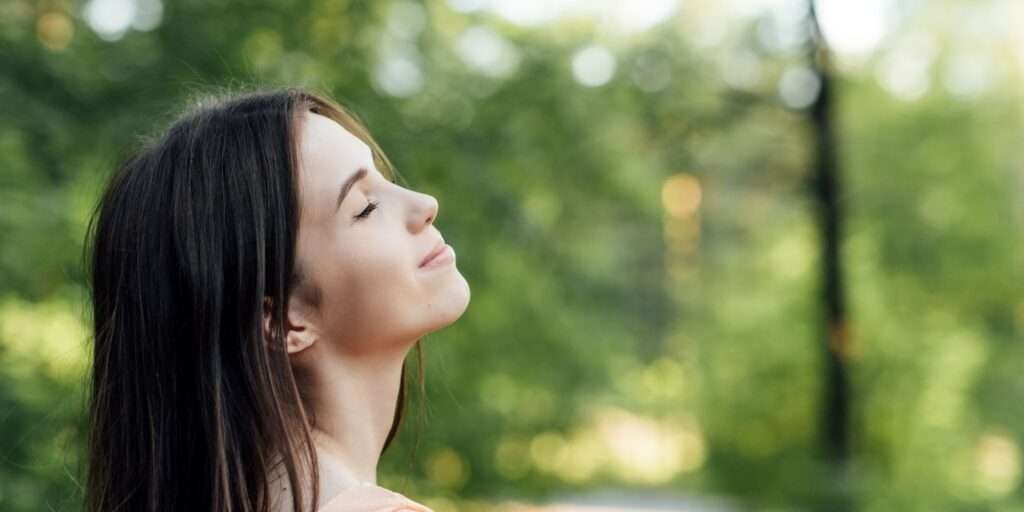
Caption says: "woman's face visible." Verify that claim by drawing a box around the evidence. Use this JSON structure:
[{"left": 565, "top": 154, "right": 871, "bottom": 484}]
[{"left": 287, "top": 111, "right": 470, "bottom": 357}]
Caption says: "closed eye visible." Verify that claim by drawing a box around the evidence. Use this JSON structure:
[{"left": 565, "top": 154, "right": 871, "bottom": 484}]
[{"left": 355, "top": 200, "right": 379, "bottom": 220}]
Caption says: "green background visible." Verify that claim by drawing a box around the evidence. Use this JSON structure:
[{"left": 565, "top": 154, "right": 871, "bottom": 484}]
[{"left": 1, "top": 0, "right": 1022, "bottom": 510}]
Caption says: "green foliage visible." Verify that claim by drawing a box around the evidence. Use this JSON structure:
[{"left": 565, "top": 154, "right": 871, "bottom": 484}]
[{"left": 1, "top": 0, "right": 1021, "bottom": 511}]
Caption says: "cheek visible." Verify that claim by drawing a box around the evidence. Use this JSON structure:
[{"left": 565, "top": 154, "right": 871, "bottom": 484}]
[
  {"left": 344, "top": 234, "right": 413, "bottom": 287},
  {"left": 319, "top": 239, "right": 421, "bottom": 338},
  {"left": 345, "top": 246, "right": 418, "bottom": 309}
]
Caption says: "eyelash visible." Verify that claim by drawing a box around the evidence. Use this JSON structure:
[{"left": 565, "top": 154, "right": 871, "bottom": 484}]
[{"left": 355, "top": 200, "right": 379, "bottom": 220}]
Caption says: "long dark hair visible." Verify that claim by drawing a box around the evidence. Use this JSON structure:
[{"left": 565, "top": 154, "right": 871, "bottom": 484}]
[{"left": 84, "top": 88, "right": 421, "bottom": 512}]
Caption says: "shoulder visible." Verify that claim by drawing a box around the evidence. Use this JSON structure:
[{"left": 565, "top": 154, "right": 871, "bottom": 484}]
[{"left": 317, "top": 483, "right": 434, "bottom": 512}]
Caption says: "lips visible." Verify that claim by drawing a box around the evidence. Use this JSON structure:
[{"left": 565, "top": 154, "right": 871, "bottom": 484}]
[{"left": 419, "top": 240, "right": 449, "bottom": 268}]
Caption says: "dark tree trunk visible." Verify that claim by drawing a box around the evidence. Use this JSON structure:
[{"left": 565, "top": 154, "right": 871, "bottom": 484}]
[{"left": 807, "top": 2, "right": 851, "bottom": 468}]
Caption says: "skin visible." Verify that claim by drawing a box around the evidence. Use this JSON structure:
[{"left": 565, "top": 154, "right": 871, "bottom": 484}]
[{"left": 266, "top": 111, "right": 470, "bottom": 509}]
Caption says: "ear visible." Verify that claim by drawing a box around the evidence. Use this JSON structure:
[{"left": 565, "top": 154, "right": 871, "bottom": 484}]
[{"left": 262, "top": 296, "right": 318, "bottom": 355}]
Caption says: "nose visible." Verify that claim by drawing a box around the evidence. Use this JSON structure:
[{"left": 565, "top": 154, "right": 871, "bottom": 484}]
[{"left": 407, "top": 190, "right": 439, "bottom": 233}]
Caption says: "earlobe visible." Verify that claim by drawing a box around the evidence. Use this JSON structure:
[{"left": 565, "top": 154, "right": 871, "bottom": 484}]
[
  {"left": 285, "top": 328, "right": 316, "bottom": 354},
  {"left": 262, "top": 296, "right": 317, "bottom": 354}
]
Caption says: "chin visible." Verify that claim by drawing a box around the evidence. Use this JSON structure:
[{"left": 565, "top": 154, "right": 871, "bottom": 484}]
[{"left": 425, "top": 272, "right": 471, "bottom": 334}]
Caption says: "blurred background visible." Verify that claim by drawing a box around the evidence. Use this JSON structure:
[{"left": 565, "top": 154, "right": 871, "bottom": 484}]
[{"left": 1, "top": 0, "right": 1023, "bottom": 510}]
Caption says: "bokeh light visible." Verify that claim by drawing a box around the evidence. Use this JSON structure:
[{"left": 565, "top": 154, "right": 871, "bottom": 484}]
[{"left": 571, "top": 45, "right": 617, "bottom": 87}]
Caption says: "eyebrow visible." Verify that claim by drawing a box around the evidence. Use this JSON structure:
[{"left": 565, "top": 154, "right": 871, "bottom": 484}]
[{"left": 335, "top": 167, "right": 368, "bottom": 212}]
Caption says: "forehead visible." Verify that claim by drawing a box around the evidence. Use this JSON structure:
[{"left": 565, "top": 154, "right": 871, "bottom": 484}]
[
  {"left": 295, "top": 112, "right": 374, "bottom": 214},
  {"left": 297, "top": 112, "right": 373, "bottom": 174}
]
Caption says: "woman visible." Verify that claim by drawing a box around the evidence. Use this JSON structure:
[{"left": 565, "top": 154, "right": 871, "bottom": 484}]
[{"left": 85, "top": 88, "right": 471, "bottom": 511}]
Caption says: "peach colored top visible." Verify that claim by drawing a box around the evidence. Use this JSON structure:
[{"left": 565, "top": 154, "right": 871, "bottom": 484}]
[{"left": 318, "top": 483, "right": 434, "bottom": 512}]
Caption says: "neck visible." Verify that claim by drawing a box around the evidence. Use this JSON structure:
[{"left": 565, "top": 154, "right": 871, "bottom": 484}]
[{"left": 299, "top": 349, "right": 407, "bottom": 488}]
